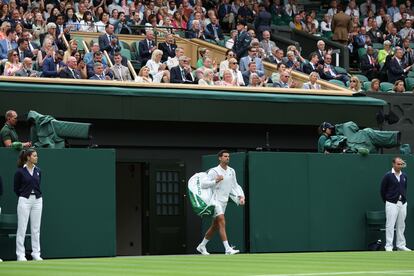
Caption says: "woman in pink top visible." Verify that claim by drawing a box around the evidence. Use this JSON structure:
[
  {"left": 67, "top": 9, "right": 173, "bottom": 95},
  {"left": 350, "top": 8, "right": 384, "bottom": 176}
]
[{"left": 4, "top": 50, "right": 22, "bottom": 76}]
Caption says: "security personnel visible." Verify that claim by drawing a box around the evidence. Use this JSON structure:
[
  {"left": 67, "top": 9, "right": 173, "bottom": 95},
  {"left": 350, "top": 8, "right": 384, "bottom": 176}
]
[
  {"left": 0, "top": 110, "right": 31, "bottom": 149},
  {"left": 318, "top": 122, "right": 335, "bottom": 153}
]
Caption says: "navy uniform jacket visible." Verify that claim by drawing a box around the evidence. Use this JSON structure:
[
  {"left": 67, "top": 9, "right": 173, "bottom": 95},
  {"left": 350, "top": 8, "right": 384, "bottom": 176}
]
[
  {"left": 233, "top": 31, "right": 251, "bottom": 58},
  {"left": 14, "top": 166, "right": 42, "bottom": 199},
  {"left": 380, "top": 170, "right": 407, "bottom": 204}
]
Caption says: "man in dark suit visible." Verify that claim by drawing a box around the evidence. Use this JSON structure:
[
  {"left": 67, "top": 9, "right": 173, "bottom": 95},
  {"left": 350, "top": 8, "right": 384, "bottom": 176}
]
[
  {"left": 320, "top": 53, "right": 349, "bottom": 84},
  {"left": 42, "top": 50, "right": 65, "bottom": 77},
  {"left": 15, "top": 38, "right": 33, "bottom": 62},
  {"left": 380, "top": 157, "right": 411, "bottom": 252},
  {"left": 360, "top": 46, "right": 380, "bottom": 80},
  {"left": 158, "top": 33, "right": 177, "bottom": 63},
  {"left": 242, "top": 61, "right": 265, "bottom": 86},
  {"left": 302, "top": 52, "right": 323, "bottom": 75},
  {"left": 205, "top": 16, "right": 224, "bottom": 45},
  {"left": 59, "top": 56, "right": 82, "bottom": 79},
  {"left": 98, "top": 23, "right": 121, "bottom": 57},
  {"left": 170, "top": 56, "right": 194, "bottom": 84},
  {"left": 138, "top": 29, "right": 157, "bottom": 67},
  {"left": 89, "top": 62, "right": 109, "bottom": 80},
  {"left": 388, "top": 48, "right": 412, "bottom": 84},
  {"left": 55, "top": 15, "right": 71, "bottom": 43}
]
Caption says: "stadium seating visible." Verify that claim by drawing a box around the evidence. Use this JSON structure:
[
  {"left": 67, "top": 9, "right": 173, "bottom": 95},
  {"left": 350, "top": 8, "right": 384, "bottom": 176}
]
[
  {"left": 380, "top": 82, "right": 394, "bottom": 92},
  {"left": 405, "top": 78, "right": 414, "bottom": 91}
]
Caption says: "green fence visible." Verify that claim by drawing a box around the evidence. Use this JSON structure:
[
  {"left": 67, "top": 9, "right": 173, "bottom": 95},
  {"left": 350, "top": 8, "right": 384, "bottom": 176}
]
[
  {"left": 201, "top": 152, "right": 246, "bottom": 253},
  {"left": 0, "top": 148, "right": 116, "bottom": 260},
  {"left": 201, "top": 152, "right": 414, "bottom": 253}
]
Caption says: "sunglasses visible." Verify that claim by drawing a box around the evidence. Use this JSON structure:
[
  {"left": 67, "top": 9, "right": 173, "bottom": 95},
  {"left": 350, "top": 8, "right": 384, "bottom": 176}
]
[
  {"left": 12, "top": 53, "right": 18, "bottom": 56},
  {"left": 351, "top": 80, "right": 357, "bottom": 82},
  {"left": 230, "top": 62, "right": 237, "bottom": 64}
]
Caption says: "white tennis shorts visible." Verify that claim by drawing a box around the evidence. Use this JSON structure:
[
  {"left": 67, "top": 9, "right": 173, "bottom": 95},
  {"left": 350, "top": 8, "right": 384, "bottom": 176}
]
[{"left": 214, "top": 201, "right": 228, "bottom": 217}]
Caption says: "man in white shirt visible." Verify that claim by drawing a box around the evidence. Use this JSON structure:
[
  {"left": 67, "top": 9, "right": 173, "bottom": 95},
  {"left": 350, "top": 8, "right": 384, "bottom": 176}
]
[
  {"left": 166, "top": 47, "right": 184, "bottom": 70},
  {"left": 196, "top": 150, "right": 245, "bottom": 255}
]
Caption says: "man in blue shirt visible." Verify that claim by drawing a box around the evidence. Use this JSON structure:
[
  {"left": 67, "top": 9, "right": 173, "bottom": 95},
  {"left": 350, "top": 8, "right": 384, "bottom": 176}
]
[{"left": 380, "top": 157, "right": 411, "bottom": 252}]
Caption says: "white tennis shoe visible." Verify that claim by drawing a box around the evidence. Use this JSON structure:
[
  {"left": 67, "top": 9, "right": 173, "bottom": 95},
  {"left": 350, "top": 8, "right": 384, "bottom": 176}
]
[
  {"left": 196, "top": 244, "right": 210, "bottom": 255},
  {"left": 225, "top": 248, "right": 240, "bottom": 255}
]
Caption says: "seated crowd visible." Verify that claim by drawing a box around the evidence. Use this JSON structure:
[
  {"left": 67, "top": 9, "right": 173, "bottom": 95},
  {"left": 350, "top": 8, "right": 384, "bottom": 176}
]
[{"left": 0, "top": 0, "right": 412, "bottom": 92}]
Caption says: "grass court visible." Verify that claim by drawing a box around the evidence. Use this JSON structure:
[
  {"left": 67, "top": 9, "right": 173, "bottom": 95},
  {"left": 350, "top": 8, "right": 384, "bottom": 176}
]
[{"left": 1, "top": 251, "right": 413, "bottom": 276}]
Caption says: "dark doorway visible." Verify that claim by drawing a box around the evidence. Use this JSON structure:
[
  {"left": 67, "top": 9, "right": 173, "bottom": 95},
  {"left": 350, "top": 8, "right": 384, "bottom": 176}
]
[{"left": 143, "top": 161, "right": 187, "bottom": 255}]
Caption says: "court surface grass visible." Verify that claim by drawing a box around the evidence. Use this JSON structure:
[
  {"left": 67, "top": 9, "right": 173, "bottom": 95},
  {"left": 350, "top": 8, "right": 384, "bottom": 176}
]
[{"left": 1, "top": 251, "right": 414, "bottom": 276}]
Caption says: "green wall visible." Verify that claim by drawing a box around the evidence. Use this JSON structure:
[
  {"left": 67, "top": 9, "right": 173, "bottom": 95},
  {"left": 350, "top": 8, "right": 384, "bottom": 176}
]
[
  {"left": 201, "top": 152, "right": 246, "bottom": 253},
  {"left": 248, "top": 152, "right": 414, "bottom": 252},
  {"left": 0, "top": 148, "right": 116, "bottom": 260}
]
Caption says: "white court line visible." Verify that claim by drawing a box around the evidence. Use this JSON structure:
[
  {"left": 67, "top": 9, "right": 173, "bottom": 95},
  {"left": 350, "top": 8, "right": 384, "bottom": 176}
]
[{"left": 254, "top": 270, "right": 414, "bottom": 276}]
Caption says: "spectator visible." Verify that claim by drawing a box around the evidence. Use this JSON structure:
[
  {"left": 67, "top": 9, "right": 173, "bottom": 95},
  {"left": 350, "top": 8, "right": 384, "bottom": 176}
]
[
  {"left": 32, "top": 13, "right": 46, "bottom": 42},
  {"left": 219, "top": 49, "right": 236, "bottom": 78},
  {"left": 284, "top": 50, "right": 302, "bottom": 71},
  {"left": 171, "top": 11, "right": 187, "bottom": 30},
  {"left": 15, "top": 57, "right": 40, "bottom": 77},
  {"left": 158, "top": 33, "right": 177, "bottom": 63},
  {"left": 393, "top": 4, "right": 409, "bottom": 23},
  {"left": 302, "top": 72, "right": 322, "bottom": 90},
  {"left": 273, "top": 70, "right": 297, "bottom": 88},
  {"left": 367, "top": 20, "right": 384, "bottom": 44},
  {"left": 99, "top": 23, "right": 120, "bottom": 57},
  {"left": 79, "top": 11, "right": 96, "bottom": 32},
  {"left": 218, "top": 0, "right": 234, "bottom": 33},
  {"left": 388, "top": 0, "right": 400, "bottom": 20},
  {"left": 87, "top": 50, "right": 111, "bottom": 79},
  {"left": 320, "top": 53, "right": 349, "bottom": 84},
  {"left": 166, "top": 47, "right": 184, "bottom": 70},
  {"left": 56, "top": 14, "right": 71, "bottom": 44},
  {"left": 198, "top": 56, "right": 217, "bottom": 75},
  {"left": 0, "top": 110, "right": 31, "bottom": 148},
  {"left": 320, "top": 14, "right": 332, "bottom": 36},
  {"left": 360, "top": 0, "right": 376, "bottom": 17},
  {"left": 170, "top": 55, "right": 194, "bottom": 84},
  {"left": 127, "top": 11, "right": 142, "bottom": 31},
  {"left": 196, "top": 47, "right": 209, "bottom": 68},
  {"left": 239, "top": 46, "right": 264, "bottom": 74},
  {"left": 385, "top": 27, "right": 402, "bottom": 48},
  {"left": 267, "top": 48, "right": 284, "bottom": 64},
  {"left": 84, "top": 42, "right": 107, "bottom": 65},
  {"left": 270, "top": 0, "right": 284, "bottom": 17},
  {"left": 271, "top": 63, "right": 288, "bottom": 83},
  {"left": 242, "top": 61, "right": 264, "bottom": 86},
  {"left": 378, "top": 40, "right": 394, "bottom": 65},
  {"left": 259, "top": 30, "right": 277, "bottom": 59},
  {"left": 225, "top": 30, "right": 237, "bottom": 49},
  {"left": 289, "top": 14, "right": 306, "bottom": 31},
  {"left": 349, "top": 76, "right": 362, "bottom": 92},
  {"left": 399, "top": 19, "right": 414, "bottom": 41},
  {"left": 332, "top": 4, "right": 353, "bottom": 45},
  {"left": 76, "top": 2, "right": 87, "bottom": 21},
  {"left": 135, "top": 66, "right": 153, "bottom": 83},
  {"left": 376, "top": 7, "right": 387, "bottom": 29},
  {"left": 228, "top": 57, "right": 244, "bottom": 86},
  {"left": 58, "top": 56, "right": 81, "bottom": 79},
  {"left": 216, "top": 69, "right": 235, "bottom": 86},
  {"left": 393, "top": 79, "right": 406, "bottom": 92},
  {"left": 111, "top": 52, "right": 132, "bottom": 81},
  {"left": 115, "top": 12, "right": 132, "bottom": 34},
  {"left": 198, "top": 68, "right": 215, "bottom": 85},
  {"left": 254, "top": 4, "right": 271, "bottom": 40},
  {"left": 205, "top": 16, "right": 224, "bottom": 46},
  {"left": 327, "top": 0, "right": 338, "bottom": 17},
  {"left": 285, "top": 0, "right": 298, "bottom": 17},
  {"left": 96, "top": 12, "right": 110, "bottom": 33},
  {"left": 361, "top": 46, "right": 381, "bottom": 80},
  {"left": 247, "top": 72, "right": 267, "bottom": 87},
  {"left": 63, "top": 39, "right": 78, "bottom": 64},
  {"left": 65, "top": 8, "right": 80, "bottom": 32},
  {"left": 185, "top": 19, "right": 206, "bottom": 40},
  {"left": 403, "top": 38, "right": 414, "bottom": 66},
  {"left": 303, "top": 52, "right": 322, "bottom": 74},
  {"left": 146, "top": 49, "right": 169, "bottom": 83},
  {"left": 4, "top": 50, "right": 22, "bottom": 76},
  {"left": 369, "top": 79, "right": 381, "bottom": 92},
  {"left": 304, "top": 14, "right": 317, "bottom": 35},
  {"left": 315, "top": 40, "right": 330, "bottom": 65},
  {"left": 0, "top": 29, "right": 17, "bottom": 60},
  {"left": 138, "top": 29, "right": 157, "bottom": 68},
  {"left": 233, "top": 20, "right": 251, "bottom": 58},
  {"left": 345, "top": 0, "right": 360, "bottom": 18},
  {"left": 42, "top": 49, "right": 65, "bottom": 77},
  {"left": 15, "top": 38, "right": 33, "bottom": 62},
  {"left": 167, "top": 0, "right": 177, "bottom": 16},
  {"left": 89, "top": 62, "right": 109, "bottom": 80}
]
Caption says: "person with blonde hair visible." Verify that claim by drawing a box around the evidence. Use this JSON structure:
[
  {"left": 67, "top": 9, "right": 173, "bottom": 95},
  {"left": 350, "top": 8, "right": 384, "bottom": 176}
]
[
  {"left": 135, "top": 66, "right": 153, "bottom": 83},
  {"left": 303, "top": 72, "right": 322, "bottom": 90},
  {"left": 198, "top": 69, "right": 215, "bottom": 85},
  {"left": 63, "top": 39, "right": 78, "bottom": 64},
  {"left": 216, "top": 69, "right": 235, "bottom": 86},
  {"left": 349, "top": 76, "right": 362, "bottom": 92},
  {"left": 146, "top": 49, "right": 169, "bottom": 83},
  {"left": 370, "top": 78, "right": 381, "bottom": 92},
  {"left": 228, "top": 58, "right": 244, "bottom": 86}
]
